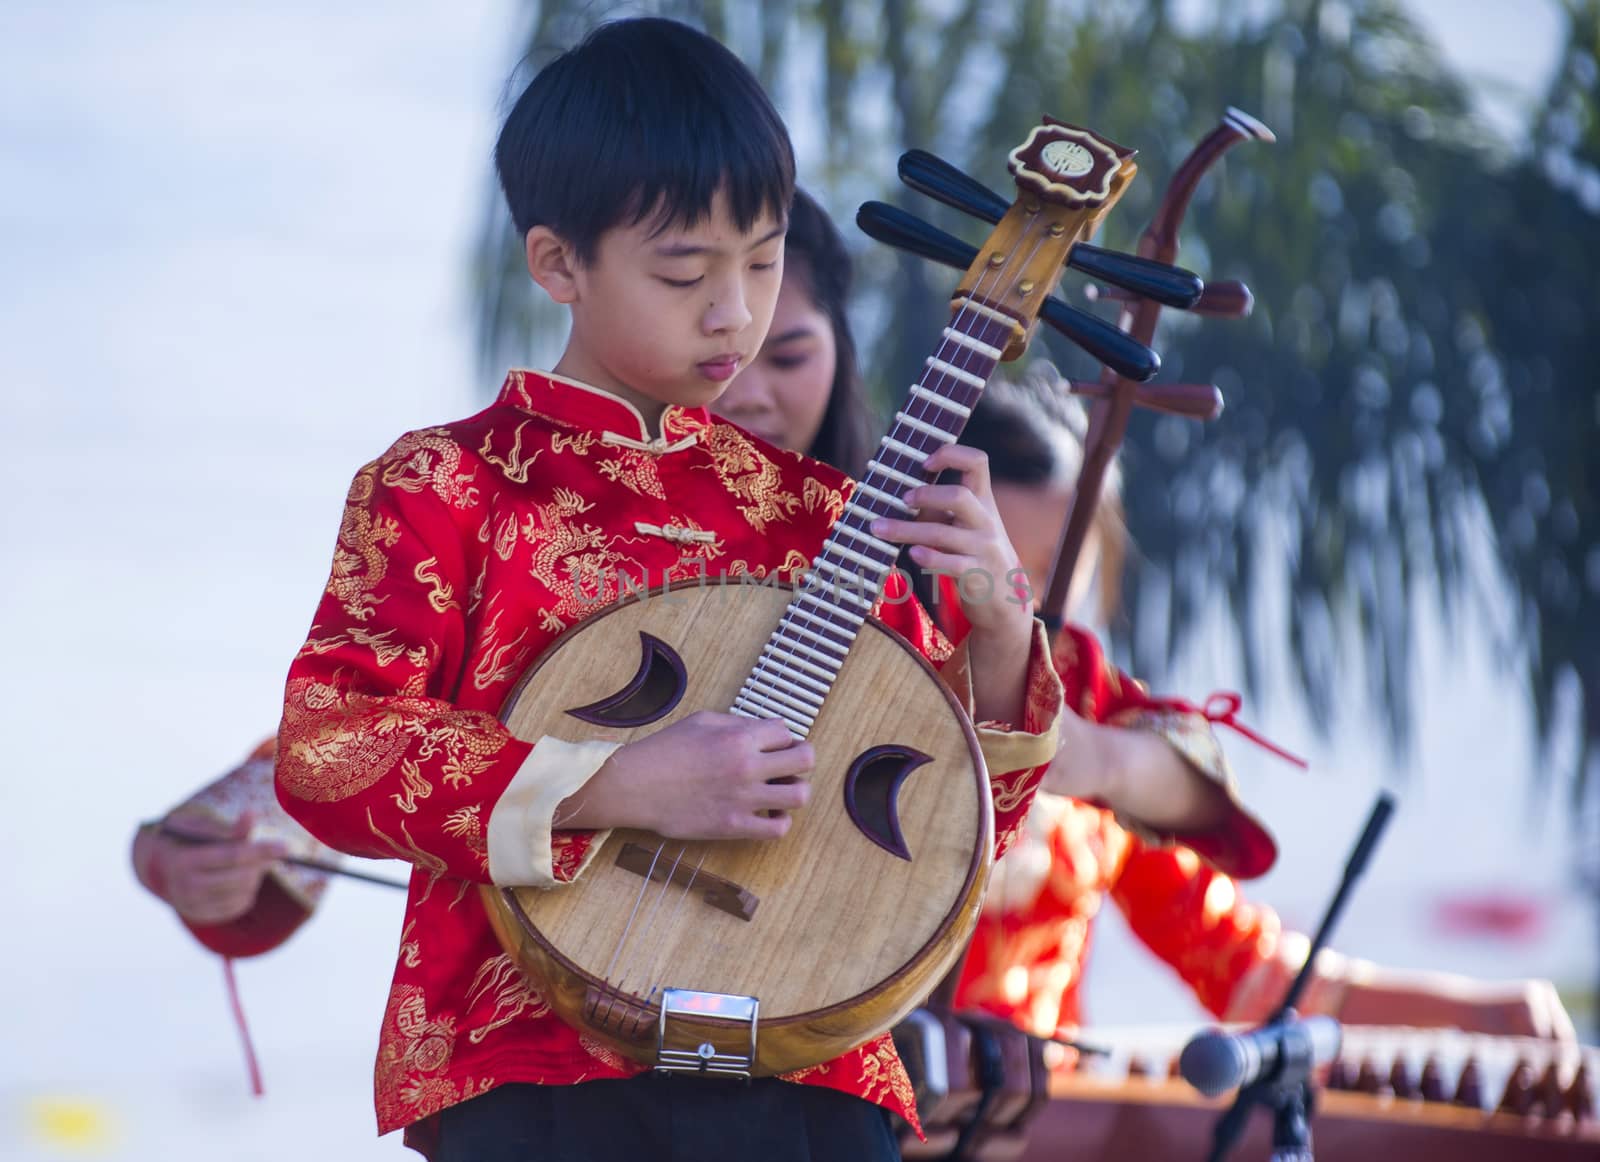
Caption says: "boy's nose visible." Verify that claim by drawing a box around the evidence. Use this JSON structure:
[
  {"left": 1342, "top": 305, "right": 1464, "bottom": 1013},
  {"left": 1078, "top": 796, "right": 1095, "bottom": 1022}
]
[{"left": 703, "top": 284, "right": 752, "bottom": 334}]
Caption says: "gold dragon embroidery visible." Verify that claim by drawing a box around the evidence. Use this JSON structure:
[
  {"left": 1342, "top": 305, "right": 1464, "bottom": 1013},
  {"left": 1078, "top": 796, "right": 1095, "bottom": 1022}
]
[
  {"left": 479, "top": 419, "right": 541, "bottom": 484},
  {"left": 381, "top": 429, "right": 480, "bottom": 509},
  {"left": 464, "top": 954, "right": 550, "bottom": 1044},
  {"left": 471, "top": 602, "right": 533, "bottom": 692},
  {"left": 327, "top": 465, "right": 402, "bottom": 623},
  {"left": 694, "top": 424, "right": 804, "bottom": 533},
  {"left": 413, "top": 557, "right": 458, "bottom": 614}
]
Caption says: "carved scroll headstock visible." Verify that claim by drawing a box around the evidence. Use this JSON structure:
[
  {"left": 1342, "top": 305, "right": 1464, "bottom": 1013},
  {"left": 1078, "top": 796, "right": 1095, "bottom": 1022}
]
[
  {"left": 1008, "top": 117, "right": 1135, "bottom": 206},
  {"left": 951, "top": 120, "right": 1140, "bottom": 362}
]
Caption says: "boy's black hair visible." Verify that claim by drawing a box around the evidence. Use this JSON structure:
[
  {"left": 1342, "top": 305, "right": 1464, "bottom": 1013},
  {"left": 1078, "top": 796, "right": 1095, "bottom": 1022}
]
[{"left": 495, "top": 18, "right": 796, "bottom": 263}]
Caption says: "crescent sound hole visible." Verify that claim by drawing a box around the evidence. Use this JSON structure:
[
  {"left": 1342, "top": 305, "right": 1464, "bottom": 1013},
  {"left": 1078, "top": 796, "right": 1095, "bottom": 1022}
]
[
  {"left": 844, "top": 745, "right": 933, "bottom": 861},
  {"left": 565, "top": 632, "right": 688, "bottom": 727}
]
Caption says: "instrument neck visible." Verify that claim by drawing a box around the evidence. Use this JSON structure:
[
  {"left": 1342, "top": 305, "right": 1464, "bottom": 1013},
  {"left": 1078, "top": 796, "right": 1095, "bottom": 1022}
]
[{"left": 729, "top": 309, "right": 1015, "bottom": 735}]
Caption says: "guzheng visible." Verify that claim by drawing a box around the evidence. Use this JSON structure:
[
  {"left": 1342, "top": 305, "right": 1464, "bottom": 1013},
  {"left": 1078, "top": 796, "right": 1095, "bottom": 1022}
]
[{"left": 895, "top": 1014, "right": 1598, "bottom": 1161}]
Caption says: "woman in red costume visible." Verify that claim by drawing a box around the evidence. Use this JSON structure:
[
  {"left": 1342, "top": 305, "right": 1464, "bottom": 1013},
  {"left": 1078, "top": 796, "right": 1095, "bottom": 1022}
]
[{"left": 936, "top": 364, "right": 1576, "bottom": 1043}]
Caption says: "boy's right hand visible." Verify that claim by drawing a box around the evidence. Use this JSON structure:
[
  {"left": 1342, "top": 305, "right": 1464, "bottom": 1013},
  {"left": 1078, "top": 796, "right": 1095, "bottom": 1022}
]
[{"left": 556, "top": 711, "right": 814, "bottom": 840}]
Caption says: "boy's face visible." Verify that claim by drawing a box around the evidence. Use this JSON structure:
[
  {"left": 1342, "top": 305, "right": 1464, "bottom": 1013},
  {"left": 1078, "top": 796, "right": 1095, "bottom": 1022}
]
[{"left": 556, "top": 188, "right": 787, "bottom": 419}]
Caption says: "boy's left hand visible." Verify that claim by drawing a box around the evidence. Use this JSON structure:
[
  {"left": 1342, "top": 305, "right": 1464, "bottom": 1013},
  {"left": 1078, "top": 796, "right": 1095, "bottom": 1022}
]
[{"left": 871, "top": 444, "right": 1034, "bottom": 640}]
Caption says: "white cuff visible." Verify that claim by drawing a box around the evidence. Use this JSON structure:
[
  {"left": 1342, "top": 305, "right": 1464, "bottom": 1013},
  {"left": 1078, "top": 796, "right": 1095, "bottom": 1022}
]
[{"left": 487, "top": 736, "right": 621, "bottom": 887}]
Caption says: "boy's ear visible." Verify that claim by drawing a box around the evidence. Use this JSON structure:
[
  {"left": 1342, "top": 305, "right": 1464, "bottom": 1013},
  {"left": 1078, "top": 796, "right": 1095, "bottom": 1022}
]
[{"left": 525, "top": 227, "right": 579, "bottom": 304}]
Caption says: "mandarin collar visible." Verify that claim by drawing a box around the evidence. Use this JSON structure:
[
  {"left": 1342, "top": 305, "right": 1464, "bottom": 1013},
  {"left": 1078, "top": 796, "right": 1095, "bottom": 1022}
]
[{"left": 497, "top": 369, "right": 711, "bottom": 449}]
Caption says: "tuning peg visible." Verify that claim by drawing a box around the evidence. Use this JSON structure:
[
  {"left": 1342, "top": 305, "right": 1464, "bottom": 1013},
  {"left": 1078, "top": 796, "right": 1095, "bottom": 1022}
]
[
  {"left": 1068, "top": 380, "right": 1223, "bottom": 421},
  {"left": 1066, "top": 244, "right": 1202, "bottom": 308},
  {"left": 856, "top": 200, "right": 976, "bottom": 273},
  {"left": 1190, "top": 280, "right": 1254, "bottom": 317},
  {"left": 898, "top": 148, "right": 1010, "bottom": 223},
  {"left": 856, "top": 201, "right": 1160, "bottom": 382},
  {"left": 1041, "top": 298, "right": 1160, "bottom": 381},
  {"left": 1087, "top": 277, "right": 1253, "bottom": 318},
  {"left": 899, "top": 150, "right": 1202, "bottom": 308}
]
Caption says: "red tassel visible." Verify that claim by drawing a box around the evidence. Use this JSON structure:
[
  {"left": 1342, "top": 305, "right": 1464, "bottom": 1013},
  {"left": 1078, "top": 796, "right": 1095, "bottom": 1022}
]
[
  {"left": 222, "top": 957, "right": 265, "bottom": 1097},
  {"left": 1197, "top": 692, "right": 1309, "bottom": 769}
]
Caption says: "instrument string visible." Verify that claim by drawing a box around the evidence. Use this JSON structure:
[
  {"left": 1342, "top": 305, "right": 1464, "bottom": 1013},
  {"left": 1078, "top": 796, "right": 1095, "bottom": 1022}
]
[
  {"left": 602, "top": 843, "right": 688, "bottom": 1020},
  {"left": 637, "top": 849, "right": 711, "bottom": 1007},
  {"left": 602, "top": 842, "right": 668, "bottom": 983}
]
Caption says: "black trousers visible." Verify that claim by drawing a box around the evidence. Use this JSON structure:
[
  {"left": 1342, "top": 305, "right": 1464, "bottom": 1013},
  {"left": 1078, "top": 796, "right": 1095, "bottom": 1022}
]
[{"left": 434, "top": 1075, "right": 903, "bottom": 1162}]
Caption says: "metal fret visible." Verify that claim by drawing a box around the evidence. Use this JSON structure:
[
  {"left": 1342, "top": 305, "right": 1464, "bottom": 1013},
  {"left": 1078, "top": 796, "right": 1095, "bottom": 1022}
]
[
  {"left": 823, "top": 538, "right": 893, "bottom": 577},
  {"left": 752, "top": 653, "right": 833, "bottom": 697},
  {"left": 833, "top": 518, "right": 899, "bottom": 556},
  {"left": 743, "top": 670, "right": 824, "bottom": 708},
  {"left": 758, "top": 639, "right": 836, "bottom": 684},
  {"left": 853, "top": 481, "right": 914, "bottom": 512},
  {"left": 867, "top": 460, "right": 923, "bottom": 491},
  {"left": 808, "top": 561, "right": 877, "bottom": 608},
  {"left": 793, "top": 592, "right": 866, "bottom": 627},
  {"left": 881, "top": 437, "right": 930, "bottom": 464},
  {"left": 741, "top": 679, "right": 823, "bottom": 719},
  {"left": 926, "top": 357, "right": 987, "bottom": 390},
  {"left": 892, "top": 411, "right": 955, "bottom": 443},
  {"left": 777, "top": 619, "right": 851, "bottom": 656},
  {"left": 908, "top": 384, "right": 971, "bottom": 418},
  {"left": 736, "top": 689, "right": 813, "bottom": 728},
  {"left": 942, "top": 327, "right": 1003, "bottom": 360}
]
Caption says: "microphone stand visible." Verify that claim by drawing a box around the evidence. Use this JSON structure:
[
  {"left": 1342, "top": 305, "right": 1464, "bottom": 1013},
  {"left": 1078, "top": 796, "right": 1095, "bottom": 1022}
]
[{"left": 1205, "top": 792, "right": 1396, "bottom": 1162}]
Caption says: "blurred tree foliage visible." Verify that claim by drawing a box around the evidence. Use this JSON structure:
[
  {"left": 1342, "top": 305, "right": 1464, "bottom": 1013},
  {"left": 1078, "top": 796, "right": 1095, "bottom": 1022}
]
[{"left": 472, "top": 0, "right": 1599, "bottom": 805}]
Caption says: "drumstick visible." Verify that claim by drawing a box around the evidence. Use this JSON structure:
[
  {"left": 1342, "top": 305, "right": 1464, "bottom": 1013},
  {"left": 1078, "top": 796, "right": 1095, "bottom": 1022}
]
[{"left": 152, "top": 821, "right": 410, "bottom": 890}]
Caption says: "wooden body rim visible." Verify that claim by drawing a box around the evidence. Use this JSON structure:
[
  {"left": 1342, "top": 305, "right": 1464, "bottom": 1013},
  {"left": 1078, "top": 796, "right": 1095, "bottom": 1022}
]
[{"left": 484, "top": 580, "right": 994, "bottom": 1075}]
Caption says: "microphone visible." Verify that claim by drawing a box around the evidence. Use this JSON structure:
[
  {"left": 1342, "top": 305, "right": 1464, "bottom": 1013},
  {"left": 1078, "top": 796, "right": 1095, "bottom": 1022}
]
[{"left": 1179, "top": 1016, "right": 1342, "bottom": 1098}]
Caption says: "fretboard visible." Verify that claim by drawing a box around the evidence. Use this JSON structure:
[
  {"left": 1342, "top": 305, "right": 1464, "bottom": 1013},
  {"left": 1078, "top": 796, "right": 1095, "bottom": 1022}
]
[{"left": 731, "top": 308, "right": 1016, "bottom": 737}]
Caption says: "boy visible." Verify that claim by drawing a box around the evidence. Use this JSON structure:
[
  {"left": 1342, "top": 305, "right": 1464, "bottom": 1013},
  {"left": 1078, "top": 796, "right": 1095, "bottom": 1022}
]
[{"left": 275, "top": 18, "right": 1061, "bottom": 1160}]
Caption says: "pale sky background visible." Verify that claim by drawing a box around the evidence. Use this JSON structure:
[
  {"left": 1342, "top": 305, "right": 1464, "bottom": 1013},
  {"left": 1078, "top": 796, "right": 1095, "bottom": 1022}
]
[{"left": 0, "top": 1, "right": 1586, "bottom": 1159}]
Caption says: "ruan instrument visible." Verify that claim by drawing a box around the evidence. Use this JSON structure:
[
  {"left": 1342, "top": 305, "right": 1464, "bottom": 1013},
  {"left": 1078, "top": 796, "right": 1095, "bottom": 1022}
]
[{"left": 482, "top": 117, "right": 1205, "bottom": 1078}]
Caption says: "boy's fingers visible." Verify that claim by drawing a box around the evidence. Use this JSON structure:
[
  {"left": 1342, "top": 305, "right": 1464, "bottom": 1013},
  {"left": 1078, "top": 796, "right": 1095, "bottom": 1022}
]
[
  {"left": 903, "top": 485, "right": 986, "bottom": 526},
  {"left": 738, "top": 812, "right": 793, "bottom": 841},
  {"left": 873, "top": 518, "right": 981, "bottom": 556},
  {"left": 922, "top": 445, "right": 992, "bottom": 494},
  {"left": 752, "top": 743, "right": 815, "bottom": 783},
  {"left": 755, "top": 779, "right": 810, "bottom": 813},
  {"left": 749, "top": 716, "right": 802, "bottom": 752},
  {"left": 907, "top": 548, "right": 985, "bottom": 581}
]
